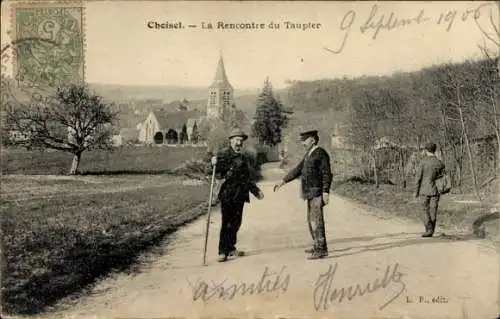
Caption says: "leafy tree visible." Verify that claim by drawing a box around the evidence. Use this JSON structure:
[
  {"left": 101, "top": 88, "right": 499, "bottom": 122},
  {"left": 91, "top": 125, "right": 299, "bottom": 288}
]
[
  {"left": 191, "top": 122, "right": 199, "bottom": 143},
  {"left": 206, "top": 120, "right": 230, "bottom": 151},
  {"left": 197, "top": 103, "right": 248, "bottom": 149},
  {"left": 8, "top": 84, "right": 117, "bottom": 174},
  {"left": 251, "top": 77, "right": 292, "bottom": 146},
  {"left": 180, "top": 123, "right": 188, "bottom": 144},
  {"left": 223, "top": 104, "right": 246, "bottom": 130}
]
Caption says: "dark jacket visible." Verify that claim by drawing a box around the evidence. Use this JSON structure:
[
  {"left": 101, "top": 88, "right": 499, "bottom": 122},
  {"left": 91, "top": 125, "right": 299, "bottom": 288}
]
[
  {"left": 213, "top": 147, "right": 261, "bottom": 203},
  {"left": 415, "top": 154, "right": 445, "bottom": 197},
  {"left": 283, "top": 146, "right": 333, "bottom": 200}
]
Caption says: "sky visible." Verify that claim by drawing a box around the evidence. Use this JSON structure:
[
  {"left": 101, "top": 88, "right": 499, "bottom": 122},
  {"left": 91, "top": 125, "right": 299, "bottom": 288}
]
[{"left": 1, "top": 1, "right": 499, "bottom": 90}]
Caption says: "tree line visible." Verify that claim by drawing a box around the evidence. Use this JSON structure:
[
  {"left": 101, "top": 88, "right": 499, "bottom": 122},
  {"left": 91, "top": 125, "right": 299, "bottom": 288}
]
[
  {"left": 282, "top": 56, "right": 499, "bottom": 197},
  {"left": 2, "top": 54, "right": 497, "bottom": 184}
]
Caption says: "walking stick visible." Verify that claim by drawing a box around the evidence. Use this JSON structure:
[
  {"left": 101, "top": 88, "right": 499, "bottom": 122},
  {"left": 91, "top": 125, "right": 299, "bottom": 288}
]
[{"left": 202, "top": 163, "right": 217, "bottom": 266}]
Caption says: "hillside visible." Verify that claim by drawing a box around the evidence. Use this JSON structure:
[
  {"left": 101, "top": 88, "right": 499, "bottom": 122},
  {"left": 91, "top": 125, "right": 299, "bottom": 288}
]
[{"left": 89, "top": 83, "right": 259, "bottom": 104}]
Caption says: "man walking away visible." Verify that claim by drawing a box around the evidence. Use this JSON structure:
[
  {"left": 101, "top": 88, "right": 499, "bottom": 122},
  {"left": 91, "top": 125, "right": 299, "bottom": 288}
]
[
  {"left": 211, "top": 128, "right": 264, "bottom": 262},
  {"left": 415, "top": 142, "right": 445, "bottom": 237},
  {"left": 273, "top": 129, "right": 333, "bottom": 260}
]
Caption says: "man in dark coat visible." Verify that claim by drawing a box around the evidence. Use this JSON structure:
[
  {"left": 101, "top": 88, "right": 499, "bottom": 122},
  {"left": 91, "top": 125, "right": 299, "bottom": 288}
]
[
  {"left": 415, "top": 142, "right": 445, "bottom": 237},
  {"left": 211, "top": 128, "right": 264, "bottom": 262},
  {"left": 273, "top": 129, "right": 333, "bottom": 259}
]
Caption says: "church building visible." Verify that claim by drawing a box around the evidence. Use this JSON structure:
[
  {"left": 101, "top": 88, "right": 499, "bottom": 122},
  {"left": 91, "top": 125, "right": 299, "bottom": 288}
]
[
  {"left": 138, "top": 53, "right": 233, "bottom": 145},
  {"left": 207, "top": 53, "right": 234, "bottom": 119}
]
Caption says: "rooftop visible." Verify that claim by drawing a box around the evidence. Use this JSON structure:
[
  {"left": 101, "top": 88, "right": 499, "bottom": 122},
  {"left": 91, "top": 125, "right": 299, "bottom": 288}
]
[
  {"left": 209, "top": 54, "right": 233, "bottom": 89},
  {"left": 153, "top": 110, "right": 203, "bottom": 131}
]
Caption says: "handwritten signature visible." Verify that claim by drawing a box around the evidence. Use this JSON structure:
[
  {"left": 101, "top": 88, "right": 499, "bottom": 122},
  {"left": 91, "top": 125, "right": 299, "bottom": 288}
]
[
  {"left": 313, "top": 262, "right": 406, "bottom": 311},
  {"left": 325, "top": 2, "right": 497, "bottom": 54},
  {"left": 187, "top": 265, "right": 290, "bottom": 302}
]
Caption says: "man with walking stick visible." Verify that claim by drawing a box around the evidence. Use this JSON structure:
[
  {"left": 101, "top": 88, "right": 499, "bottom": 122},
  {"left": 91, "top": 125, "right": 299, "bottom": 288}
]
[
  {"left": 273, "top": 129, "right": 333, "bottom": 260},
  {"left": 209, "top": 128, "right": 264, "bottom": 262}
]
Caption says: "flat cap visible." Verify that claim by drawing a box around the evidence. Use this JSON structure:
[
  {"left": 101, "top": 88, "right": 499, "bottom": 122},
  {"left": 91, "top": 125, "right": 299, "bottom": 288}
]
[
  {"left": 228, "top": 128, "right": 248, "bottom": 140},
  {"left": 299, "top": 129, "right": 319, "bottom": 140}
]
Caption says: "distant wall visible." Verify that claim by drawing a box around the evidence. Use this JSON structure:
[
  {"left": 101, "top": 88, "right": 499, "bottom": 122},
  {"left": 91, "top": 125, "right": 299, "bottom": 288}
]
[
  {"left": 331, "top": 148, "right": 365, "bottom": 181},
  {"left": 255, "top": 144, "right": 280, "bottom": 162}
]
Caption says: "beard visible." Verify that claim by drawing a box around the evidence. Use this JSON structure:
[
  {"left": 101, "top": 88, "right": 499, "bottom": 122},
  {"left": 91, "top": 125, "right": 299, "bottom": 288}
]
[{"left": 233, "top": 145, "right": 242, "bottom": 153}]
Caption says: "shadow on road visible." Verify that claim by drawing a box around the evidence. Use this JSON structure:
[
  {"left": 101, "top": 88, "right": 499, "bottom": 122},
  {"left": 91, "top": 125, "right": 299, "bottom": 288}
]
[
  {"left": 325, "top": 232, "right": 476, "bottom": 259},
  {"left": 244, "top": 232, "right": 416, "bottom": 256},
  {"left": 244, "top": 231, "right": 476, "bottom": 258},
  {"left": 170, "top": 231, "right": 479, "bottom": 269}
]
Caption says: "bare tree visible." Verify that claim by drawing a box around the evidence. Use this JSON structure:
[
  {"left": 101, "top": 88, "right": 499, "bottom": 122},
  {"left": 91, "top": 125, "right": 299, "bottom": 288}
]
[
  {"left": 8, "top": 84, "right": 117, "bottom": 174},
  {"left": 477, "top": 46, "right": 500, "bottom": 151},
  {"left": 474, "top": 1, "right": 500, "bottom": 50},
  {"left": 476, "top": 1, "right": 500, "bottom": 188},
  {"left": 469, "top": 57, "right": 500, "bottom": 183},
  {"left": 437, "top": 63, "right": 483, "bottom": 200},
  {"left": 344, "top": 87, "right": 384, "bottom": 187}
]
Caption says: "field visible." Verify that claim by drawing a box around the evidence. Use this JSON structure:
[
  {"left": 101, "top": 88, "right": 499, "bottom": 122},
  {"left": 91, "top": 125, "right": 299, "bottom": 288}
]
[
  {"left": 0, "top": 146, "right": 211, "bottom": 315},
  {"left": 1, "top": 146, "right": 208, "bottom": 175}
]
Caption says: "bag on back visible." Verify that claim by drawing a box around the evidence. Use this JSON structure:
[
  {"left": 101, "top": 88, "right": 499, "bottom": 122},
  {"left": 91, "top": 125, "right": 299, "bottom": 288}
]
[{"left": 435, "top": 171, "right": 451, "bottom": 195}]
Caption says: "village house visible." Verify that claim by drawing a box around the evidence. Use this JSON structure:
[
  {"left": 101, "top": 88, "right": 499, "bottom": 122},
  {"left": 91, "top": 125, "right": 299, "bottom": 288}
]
[{"left": 138, "top": 110, "right": 202, "bottom": 144}]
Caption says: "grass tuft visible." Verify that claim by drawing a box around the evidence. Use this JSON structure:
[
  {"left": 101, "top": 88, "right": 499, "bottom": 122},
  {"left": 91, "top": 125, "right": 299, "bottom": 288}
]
[{"left": 333, "top": 180, "right": 499, "bottom": 241}]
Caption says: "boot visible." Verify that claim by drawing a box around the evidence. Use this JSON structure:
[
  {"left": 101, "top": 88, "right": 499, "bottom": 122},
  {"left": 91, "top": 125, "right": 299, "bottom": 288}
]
[
  {"left": 228, "top": 249, "right": 245, "bottom": 257},
  {"left": 307, "top": 249, "right": 328, "bottom": 260},
  {"left": 430, "top": 220, "right": 436, "bottom": 235},
  {"left": 304, "top": 244, "right": 315, "bottom": 253},
  {"left": 421, "top": 221, "right": 433, "bottom": 237}
]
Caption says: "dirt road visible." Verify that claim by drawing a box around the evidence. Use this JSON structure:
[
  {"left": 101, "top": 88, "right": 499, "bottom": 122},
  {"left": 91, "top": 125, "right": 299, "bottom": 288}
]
[{"left": 35, "top": 164, "right": 499, "bottom": 319}]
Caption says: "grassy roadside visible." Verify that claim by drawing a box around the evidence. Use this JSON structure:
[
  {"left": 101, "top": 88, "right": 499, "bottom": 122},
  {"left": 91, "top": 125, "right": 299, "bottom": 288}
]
[
  {"left": 1, "top": 174, "right": 210, "bottom": 315},
  {"left": 332, "top": 180, "right": 499, "bottom": 241}
]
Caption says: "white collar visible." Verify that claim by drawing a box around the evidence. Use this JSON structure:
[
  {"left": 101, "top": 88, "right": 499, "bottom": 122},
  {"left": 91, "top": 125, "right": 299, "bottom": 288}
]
[{"left": 308, "top": 145, "right": 319, "bottom": 156}]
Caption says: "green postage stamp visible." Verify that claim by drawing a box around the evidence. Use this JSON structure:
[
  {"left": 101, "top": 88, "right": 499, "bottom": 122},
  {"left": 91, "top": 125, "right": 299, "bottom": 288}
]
[{"left": 11, "top": 1, "right": 85, "bottom": 88}]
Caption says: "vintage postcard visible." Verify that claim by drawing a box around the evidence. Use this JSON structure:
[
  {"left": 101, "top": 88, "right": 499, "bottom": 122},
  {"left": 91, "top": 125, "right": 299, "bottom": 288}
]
[{"left": 1, "top": 1, "right": 499, "bottom": 319}]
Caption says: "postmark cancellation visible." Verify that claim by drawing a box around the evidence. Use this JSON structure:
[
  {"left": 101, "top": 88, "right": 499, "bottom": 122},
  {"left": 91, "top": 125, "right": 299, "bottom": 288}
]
[{"left": 10, "top": 1, "right": 85, "bottom": 88}]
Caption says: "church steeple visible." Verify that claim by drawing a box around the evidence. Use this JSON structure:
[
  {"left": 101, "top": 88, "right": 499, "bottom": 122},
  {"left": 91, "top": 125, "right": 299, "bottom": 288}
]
[
  {"left": 207, "top": 52, "right": 234, "bottom": 119},
  {"left": 210, "top": 52, "right": 232, "bottom": 89}
]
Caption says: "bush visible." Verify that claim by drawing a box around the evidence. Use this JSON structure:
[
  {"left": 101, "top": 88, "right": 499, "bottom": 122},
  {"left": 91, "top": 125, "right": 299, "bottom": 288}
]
[{"left": 172, "top": 159, "right": 208, "bottom": 179}]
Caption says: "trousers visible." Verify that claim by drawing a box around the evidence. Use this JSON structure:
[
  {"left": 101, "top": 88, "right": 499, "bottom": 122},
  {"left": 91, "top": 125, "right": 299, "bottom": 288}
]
[
  {"left": 218, "top": 200, "right": 245, "bottom": 255},
  {"left": 306, "top": 196, "right": 328, "bottom": 252},
  {"left": 421, "top": 195, "right": 440, "bottom": 223}
]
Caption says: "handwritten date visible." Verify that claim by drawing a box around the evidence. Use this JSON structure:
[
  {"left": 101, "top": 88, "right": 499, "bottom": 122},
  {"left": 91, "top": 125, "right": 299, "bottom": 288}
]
[{"left": 325, "top": 3, "right": 496, "bottom": 54}]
